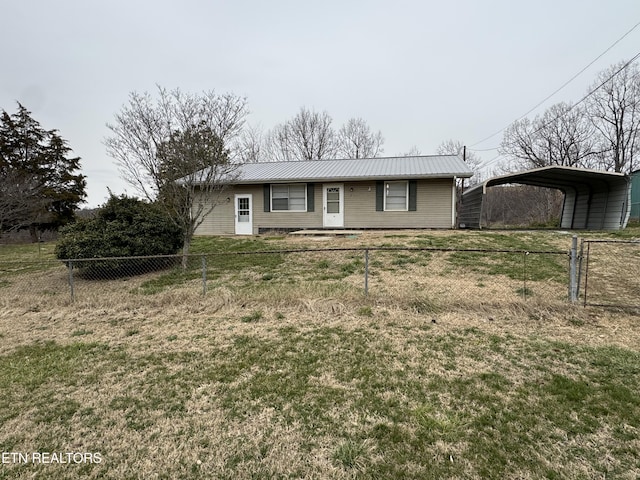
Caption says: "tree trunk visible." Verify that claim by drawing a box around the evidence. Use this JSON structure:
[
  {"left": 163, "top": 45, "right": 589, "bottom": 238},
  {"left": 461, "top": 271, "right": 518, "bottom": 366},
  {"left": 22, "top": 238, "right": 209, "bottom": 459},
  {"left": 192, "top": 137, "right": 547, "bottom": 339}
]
[
  {"left": 29, "top": 224, "right": 39, "bottom": 243},
  {"left": 181, "top": 234, "right": 191, "bottom": 270}
]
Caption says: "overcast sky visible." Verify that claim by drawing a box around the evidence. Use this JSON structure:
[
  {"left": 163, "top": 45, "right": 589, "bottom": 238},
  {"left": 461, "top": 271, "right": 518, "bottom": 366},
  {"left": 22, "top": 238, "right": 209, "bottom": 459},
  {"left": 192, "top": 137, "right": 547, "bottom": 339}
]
[{"left": 2, "top": 0, "right": 640, "bottom": 207}]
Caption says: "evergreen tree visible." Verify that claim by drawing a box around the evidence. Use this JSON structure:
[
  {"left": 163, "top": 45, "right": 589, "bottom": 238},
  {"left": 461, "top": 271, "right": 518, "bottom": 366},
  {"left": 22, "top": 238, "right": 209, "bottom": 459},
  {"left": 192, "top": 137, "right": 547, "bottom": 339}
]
[{"left": 0, "top": 103, "right": 86, "bottom": 239}]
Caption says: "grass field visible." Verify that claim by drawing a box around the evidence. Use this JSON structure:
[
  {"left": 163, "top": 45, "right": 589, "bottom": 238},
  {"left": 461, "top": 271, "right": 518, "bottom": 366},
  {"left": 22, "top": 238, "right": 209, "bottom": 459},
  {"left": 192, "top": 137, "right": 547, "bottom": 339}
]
[{"left": 1, "top": 229, "right": 639, "bottom": 479}]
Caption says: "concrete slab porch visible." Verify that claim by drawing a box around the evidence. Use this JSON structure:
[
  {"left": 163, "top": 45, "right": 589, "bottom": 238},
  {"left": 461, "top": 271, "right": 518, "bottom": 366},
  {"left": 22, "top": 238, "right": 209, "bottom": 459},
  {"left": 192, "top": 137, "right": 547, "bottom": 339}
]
[{"left": 288, "top": 230, "right": 362, "bottom": 237}]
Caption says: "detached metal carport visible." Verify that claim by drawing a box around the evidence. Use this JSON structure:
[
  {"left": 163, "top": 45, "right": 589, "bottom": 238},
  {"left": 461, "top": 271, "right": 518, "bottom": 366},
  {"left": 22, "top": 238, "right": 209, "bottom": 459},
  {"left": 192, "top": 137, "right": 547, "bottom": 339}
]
[{"left": 459, "top": 166, "right": 631, "bottom": 230}]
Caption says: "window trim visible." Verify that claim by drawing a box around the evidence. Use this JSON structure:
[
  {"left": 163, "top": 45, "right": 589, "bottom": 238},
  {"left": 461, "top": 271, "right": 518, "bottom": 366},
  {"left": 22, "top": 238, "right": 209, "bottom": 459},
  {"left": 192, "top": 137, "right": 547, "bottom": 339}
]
[
  {"left": 383, "top": 181, "right": 409, "bottom": 211},
  {"left": 270, "top": 183, "right": 308, "bottom": 212}
]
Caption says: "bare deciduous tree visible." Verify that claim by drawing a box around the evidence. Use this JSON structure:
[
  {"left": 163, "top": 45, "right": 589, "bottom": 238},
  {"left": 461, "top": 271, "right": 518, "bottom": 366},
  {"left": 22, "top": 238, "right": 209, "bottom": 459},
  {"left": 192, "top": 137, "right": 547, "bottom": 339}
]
[
  {"left": 238, "top": 123, "right": 266, "bottom": 163},
  {"left": 104, "top": 86, "right": 248, "bottom": 257},
  {"left": 586, "top": 60, "right": 640, "bottom": 173},
  {"left": 264, "top": 107, "right": 336, "bottom": 161},
  {"left": 264, "top": 123, "right": 295, "bottom": 162},
  {"left": 482, "top": 185, "right": 563, "bottom": 227},
  {"left": 398, "top": 146, "right": 422, "bottom": 157},
  {"left": 157, "top": 124, "right": 237, "bottom": 262},
  {"left": 335, "top": 118, "right": 384, "bottom": 159},
  {"left": 496, "top": 102, "right": 597, "bottom": 227},
  {"left": 436, "top": 139, "right": 484, "bottom": 184},
  {"left": 499, "top": 102, "right": 596, "bottom": 170},
  {"left": 0, "top": 170, "right": 48, "bottom": 236}
]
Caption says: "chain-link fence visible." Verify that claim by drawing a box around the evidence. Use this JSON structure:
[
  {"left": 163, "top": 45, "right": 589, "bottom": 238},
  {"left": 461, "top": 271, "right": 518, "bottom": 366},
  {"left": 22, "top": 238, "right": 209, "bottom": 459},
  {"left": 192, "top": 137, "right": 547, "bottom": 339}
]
[
  {"left": 1, "top": 246, "right": 575, "bottom": 309},
  {"left": 580, "top": 239, "right": 640, "bottom": 309}
]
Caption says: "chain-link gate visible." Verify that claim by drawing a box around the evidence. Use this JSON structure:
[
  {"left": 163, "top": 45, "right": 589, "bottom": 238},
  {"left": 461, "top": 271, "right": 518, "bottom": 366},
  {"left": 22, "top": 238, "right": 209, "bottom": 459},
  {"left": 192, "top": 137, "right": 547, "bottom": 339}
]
[{"left": 581, "top": 239, "right": 640, "bottom": 309}]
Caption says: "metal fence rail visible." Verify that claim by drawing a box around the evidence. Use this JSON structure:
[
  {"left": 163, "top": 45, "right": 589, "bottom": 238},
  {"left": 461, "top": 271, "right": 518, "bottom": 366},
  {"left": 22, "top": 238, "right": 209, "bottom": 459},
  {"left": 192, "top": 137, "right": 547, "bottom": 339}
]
[
  {"left": 1, "top": 246, "right": 573, "bottom": 308},
  {"left": 581, "top": 239, "right": 640, "bottom": 309}
]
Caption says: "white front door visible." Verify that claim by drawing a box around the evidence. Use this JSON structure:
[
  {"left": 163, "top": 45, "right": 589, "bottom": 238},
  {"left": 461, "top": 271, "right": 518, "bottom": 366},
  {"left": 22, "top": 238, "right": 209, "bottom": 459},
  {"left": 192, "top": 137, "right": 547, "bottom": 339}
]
[
  {"left": 323, "top": 183, "right": 344, "bottom": 228},
  {"left": 234, "top": 194, "right": 253, "bottom": 235}
]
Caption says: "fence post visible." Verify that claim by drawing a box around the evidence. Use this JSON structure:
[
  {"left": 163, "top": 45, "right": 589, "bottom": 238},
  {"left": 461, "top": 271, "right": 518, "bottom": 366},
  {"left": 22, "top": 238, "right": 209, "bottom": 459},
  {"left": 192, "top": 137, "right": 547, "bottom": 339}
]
[
  {"left": 583, "top": 241, "right": 591, "bottom": 307},
  {"left": 202, "top": 255, "right": 207, "bottom": 296},
  {"left": 576, "top": 238, "right": 584, "bottom": 299},
  {"left": 364, "top": 249, "right": 369, "bottom": 296},
  {"left": 569, "top": 235, "right": 578, "bottom": 303},
  {"left": 67, "top": 260, "right": 75, "bottom": 302}
]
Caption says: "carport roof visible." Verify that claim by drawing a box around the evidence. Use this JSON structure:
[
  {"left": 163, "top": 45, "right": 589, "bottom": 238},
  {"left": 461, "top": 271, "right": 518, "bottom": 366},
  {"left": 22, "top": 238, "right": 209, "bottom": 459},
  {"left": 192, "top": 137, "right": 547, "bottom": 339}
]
[
  {"left": 459, "top": 165, "right": 631, "bottom": 230},
  {"left": 466, "top": 165, "right": 628, "bottom": 194}
]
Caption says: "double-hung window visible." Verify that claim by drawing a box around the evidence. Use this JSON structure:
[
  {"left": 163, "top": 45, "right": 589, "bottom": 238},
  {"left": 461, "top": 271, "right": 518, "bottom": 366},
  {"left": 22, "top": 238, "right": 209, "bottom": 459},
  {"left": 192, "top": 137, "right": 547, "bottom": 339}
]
[
  {"left": 384, "top": 181, "right": 408, "bottom": 211},
  {"left": 271, "top": 184, "right": 307, "bottom": 211}
]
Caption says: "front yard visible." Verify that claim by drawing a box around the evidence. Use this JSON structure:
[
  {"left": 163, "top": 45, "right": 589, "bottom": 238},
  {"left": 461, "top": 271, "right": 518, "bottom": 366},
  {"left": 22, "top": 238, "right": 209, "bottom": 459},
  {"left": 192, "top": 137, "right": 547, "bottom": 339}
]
[{"left": 0, "top": 228, "right": 639, "bottom": 478}]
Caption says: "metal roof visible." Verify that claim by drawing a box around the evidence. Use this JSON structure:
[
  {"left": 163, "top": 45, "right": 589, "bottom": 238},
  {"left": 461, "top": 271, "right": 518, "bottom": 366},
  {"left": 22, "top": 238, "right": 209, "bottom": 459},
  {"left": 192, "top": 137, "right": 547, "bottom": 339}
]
[
  {"left": 229, "top": 155, "right": 473, "bottom": 183},
  {"left": 464, "top": 165, "right": 628, "bottom": 194}
]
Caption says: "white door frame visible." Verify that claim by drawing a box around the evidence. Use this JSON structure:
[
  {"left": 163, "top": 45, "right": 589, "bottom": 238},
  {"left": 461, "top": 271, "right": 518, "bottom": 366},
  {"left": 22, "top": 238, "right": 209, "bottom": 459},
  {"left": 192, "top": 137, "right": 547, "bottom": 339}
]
[
  {"left": 322, "top": 183, "right": 344, "bottom": 228},
  {"left": 234, "top": 194, "right": 253, "bottom": 235}
]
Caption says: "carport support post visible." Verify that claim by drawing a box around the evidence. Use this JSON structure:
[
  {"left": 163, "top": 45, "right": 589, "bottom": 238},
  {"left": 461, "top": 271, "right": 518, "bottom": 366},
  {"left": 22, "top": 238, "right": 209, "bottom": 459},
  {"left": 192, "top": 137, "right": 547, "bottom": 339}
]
[{"left": 569, "top": 235, "right": 578, "bottom": 303}]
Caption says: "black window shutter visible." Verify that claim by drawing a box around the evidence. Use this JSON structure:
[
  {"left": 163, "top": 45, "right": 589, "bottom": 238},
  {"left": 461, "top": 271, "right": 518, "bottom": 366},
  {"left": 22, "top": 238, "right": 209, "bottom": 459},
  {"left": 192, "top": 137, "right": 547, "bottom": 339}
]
[
  {"left": 376, "top": 181, "right": 384, "bottom": 211},
  {"left": 307, "top": 183, "right": 314, "bottom": 212},
  {"left": 408, "top": 180, "right": 417, "bottom": 211},
  {"left": 263, "top": 184, "right": 270, "bottom": 212}
]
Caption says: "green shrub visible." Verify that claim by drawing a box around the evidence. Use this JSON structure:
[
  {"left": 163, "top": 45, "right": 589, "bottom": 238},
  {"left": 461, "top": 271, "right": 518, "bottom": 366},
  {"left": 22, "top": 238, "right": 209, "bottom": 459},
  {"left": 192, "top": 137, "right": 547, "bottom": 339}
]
[{"left": 55, "top": 195, "right": 183, "bottom": 278}]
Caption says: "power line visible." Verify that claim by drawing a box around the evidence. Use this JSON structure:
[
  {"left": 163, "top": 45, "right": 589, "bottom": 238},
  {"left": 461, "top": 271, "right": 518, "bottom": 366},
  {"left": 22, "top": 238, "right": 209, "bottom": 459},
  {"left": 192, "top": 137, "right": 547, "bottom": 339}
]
[
  {"left": 470, "top": 146, "right": 499, "bottom": 152},
  {"left": 469, "top": 20, "right": 640, "bottom": 149},
  {"left": 477, "top": 153, "right": 504, "bottom": 170},
  {"left": 477, "top": 51, "right": 640, "bottom": 171}
]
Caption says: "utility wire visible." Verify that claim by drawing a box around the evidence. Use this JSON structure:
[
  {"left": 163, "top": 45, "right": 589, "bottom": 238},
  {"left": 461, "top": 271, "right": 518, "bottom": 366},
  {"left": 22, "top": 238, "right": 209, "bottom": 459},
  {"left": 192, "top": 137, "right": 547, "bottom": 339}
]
[
  {"left": 470, "top": 146, "right": 499, "bottom": 152},
  {"left": 477, "top": 153, "right": 503, "bottom": 170},
  {"left": 477, "top": 51, "right": 640, "bottom": 170},
  {"left": 469, "top": 20, "right": 640, "bottom": 150}
]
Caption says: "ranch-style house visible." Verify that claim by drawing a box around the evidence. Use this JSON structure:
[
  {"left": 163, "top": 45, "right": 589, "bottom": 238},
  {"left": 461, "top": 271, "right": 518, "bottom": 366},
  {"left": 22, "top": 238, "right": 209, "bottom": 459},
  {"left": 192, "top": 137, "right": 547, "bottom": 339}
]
[{"left": 194, "top": 155, "right": 474, "bottom": 235}]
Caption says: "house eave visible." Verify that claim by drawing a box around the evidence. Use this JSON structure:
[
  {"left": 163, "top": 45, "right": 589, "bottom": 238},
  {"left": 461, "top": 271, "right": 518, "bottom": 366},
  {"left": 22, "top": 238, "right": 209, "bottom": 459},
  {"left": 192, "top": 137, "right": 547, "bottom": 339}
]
[{"left": 221, "top": 173, "right": 473, "bottom": 185}]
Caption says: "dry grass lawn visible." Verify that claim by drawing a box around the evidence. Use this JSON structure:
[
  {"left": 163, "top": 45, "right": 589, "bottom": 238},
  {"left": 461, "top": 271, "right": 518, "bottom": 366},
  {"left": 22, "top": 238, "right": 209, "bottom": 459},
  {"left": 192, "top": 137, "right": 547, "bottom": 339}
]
[{"left": 1, "top": 229, "right": 639, "bottom": 479}]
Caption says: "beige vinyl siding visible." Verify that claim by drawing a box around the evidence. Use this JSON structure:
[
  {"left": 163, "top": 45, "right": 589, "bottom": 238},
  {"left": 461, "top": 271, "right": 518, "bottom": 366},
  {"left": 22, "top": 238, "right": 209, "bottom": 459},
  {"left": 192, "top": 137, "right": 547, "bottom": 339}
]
[
  {"left": 195, "top": 179, "right": 456, "bottom": 235},
  {"left": 344, "top": 179, "right": 454, "bottom": 229},
  {"left": 254, "top": 184, "right": 322, "bottom": 230},
  {"left": 193, "top": 186, "right": 240, "bottom": 235},
  {"left": 194, "top": 184, "right": 324, "bottom": 235}
]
